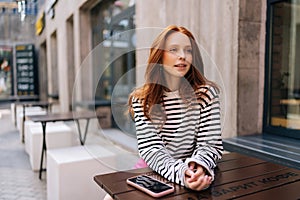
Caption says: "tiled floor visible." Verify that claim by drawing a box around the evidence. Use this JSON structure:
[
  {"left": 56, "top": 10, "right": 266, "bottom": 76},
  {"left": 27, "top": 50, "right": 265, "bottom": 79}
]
[
  {"left": 0, "top": 108, "right": 47, "bottom": 200},
  {"left": 0, "top": 168, "right": 46, "bottom": 200}
]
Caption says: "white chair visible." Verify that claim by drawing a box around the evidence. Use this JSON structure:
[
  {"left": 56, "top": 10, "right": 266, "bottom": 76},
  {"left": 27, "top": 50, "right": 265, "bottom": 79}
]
[
  {"left": 24, "top": 121, "right": 68, "bottom": 154},
  {"left": 26, "top": 122, "right": 75, "bottom": 171},
  {"left": 24, "top": 120, "right": 42, "bottom": 154},
  {"left": 47, "top": 145, "right": 139, "bottom": 200},
  {"left": 16, "top": 108, "right": 47, "bottom": 142},
  {"left": 11, "top": 104, "right": 42, "bottom": 128}
]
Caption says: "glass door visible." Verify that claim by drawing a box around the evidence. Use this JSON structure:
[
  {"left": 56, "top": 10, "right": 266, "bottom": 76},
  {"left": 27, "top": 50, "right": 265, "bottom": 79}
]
[{"left": 264, "top": 0, "right": 300, "bottom": 139}]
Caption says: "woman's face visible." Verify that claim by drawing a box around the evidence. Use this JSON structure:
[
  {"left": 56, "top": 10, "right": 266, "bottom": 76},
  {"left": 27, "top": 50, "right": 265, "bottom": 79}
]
[{"left": 162, "top": 32, "right": 192, "bottom": 78}]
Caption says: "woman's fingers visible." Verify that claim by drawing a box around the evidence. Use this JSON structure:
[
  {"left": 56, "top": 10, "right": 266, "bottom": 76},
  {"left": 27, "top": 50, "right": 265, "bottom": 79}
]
[
  {"left": 186, "top": 175, "right": 212, "bottom": 191},
  {"left": 189, "top": 162, "right": 196, "bottom": 170},
  {"left": 185, "top": 168, "right": 197, "bottom": 183},
  {"left": 197, "top": 175, "right": 212, "bottom": 190},
  {"left": 185, "top": 169, "right": 193, "bottom": 178},
  {"left": 194, "top": 165, "right": 205, "bottom": 176},
  {"left": 185, "top": 164, "right": 212, "bottom": 190}
]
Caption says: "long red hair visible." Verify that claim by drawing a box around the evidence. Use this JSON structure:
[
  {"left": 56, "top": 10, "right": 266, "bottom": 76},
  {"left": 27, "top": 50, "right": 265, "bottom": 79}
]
[{"left": 128, "top": 25, "right": 217, "bottom": 120}]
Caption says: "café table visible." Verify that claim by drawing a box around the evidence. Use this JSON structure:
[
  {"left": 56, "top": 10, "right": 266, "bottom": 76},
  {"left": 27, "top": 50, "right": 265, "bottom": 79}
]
[
  {"left": 19, "top": 101, "right": 55, "bottom": 142},
  {"left": 27, "top": 111, "right": 104, "bottom": 179},
  {"left": 94, "top": 152, "right": 300, "bottom": 199}
]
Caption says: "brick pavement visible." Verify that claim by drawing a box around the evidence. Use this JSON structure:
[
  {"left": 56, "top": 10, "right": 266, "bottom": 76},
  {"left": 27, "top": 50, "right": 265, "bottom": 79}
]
[{"left": 0, "top": 108, "right": 46, "bottom": 200}]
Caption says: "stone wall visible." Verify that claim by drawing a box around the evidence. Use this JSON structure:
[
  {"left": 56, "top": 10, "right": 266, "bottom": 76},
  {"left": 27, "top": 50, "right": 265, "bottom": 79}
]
[
  {"left": 237, "top": 0, "right": 266, "bottom": 135},
  {"left": 135, "top": 0, "right": 240, "bottom": 138}
]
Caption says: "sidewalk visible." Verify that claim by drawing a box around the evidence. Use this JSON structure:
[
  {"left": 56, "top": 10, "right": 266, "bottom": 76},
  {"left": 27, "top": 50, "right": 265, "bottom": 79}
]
[
  {"left": 0, "top": 103, "right": 139, "bottom": 200},
  {"left": 0, "top": 106, "right": 46, "bottom": 200}
]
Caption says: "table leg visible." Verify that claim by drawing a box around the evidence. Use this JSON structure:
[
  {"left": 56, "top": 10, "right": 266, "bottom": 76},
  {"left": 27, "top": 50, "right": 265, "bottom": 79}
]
[
  {"left": 43, "top": 105, "right": 51, "bottom": 113},
  {"left": 14, "top": 103, "right": 17, "bottom": 127},
  {"left": 48, "top": 104, "right": 52, "bottom": 113},
  {"left": 75, "top": 119, "right": 90, "bottom": 145},
  {"left": 39, "top": 121, "right": 47, "bottom": 180},
  {"left": 22, "top": 105, "right": 25, "bottom": 143}
]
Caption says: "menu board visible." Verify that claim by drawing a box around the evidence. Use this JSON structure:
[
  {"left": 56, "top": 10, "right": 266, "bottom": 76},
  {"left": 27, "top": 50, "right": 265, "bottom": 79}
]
[{"left": 15, "top": 44, "right": 38, "bottom": 96}]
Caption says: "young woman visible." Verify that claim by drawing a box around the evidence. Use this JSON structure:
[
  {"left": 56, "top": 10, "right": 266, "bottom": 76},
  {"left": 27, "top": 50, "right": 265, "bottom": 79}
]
[{"left": 128, "top": 25, "right": 223, "bottom": 191}]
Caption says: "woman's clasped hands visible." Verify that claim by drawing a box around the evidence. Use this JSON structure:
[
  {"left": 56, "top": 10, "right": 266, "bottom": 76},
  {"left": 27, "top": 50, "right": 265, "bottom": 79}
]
[{"left": 184, "top": 162, "right": 213, "bottom": 191}]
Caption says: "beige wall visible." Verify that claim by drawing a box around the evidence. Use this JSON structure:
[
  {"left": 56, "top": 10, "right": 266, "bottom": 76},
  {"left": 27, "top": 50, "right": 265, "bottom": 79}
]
[
  {"left": 237, "top": 0, "right": 266, "bottom": 135},
  {"left": 36, "top": 0, "right": 96, "bottom": 112},
  {"left": 36, "top": 0, "right": 267, "bottom": 138}
]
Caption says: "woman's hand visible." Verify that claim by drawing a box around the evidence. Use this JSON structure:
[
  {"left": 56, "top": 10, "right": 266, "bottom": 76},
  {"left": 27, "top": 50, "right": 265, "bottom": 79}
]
[{"left": 184, "top": 162, "right": 212, "bottom": 191}]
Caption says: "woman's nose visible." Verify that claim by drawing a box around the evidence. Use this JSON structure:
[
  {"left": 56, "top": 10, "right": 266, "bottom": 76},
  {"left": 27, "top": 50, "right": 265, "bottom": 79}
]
[{"left": 178, "top": 50, "right": 186, "bottom": 59}]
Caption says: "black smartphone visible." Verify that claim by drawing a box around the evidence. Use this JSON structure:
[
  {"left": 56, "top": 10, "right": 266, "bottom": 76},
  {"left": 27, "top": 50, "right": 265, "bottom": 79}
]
[{"left": 126, "top": 174, "right": 175, "bottom": 198}]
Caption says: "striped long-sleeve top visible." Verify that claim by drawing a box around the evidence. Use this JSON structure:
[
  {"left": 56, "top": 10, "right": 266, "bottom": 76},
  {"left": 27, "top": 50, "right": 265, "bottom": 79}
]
[{"left": 131, "top": 85, "right": 223, "bottom": 186}]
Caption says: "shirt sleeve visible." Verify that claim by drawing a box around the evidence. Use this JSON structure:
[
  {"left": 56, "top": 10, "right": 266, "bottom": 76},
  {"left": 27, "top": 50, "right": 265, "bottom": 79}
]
[
  {"left": 185, "top": 86, "right": 223, "bottom": 180},
  {"left": 132, "top": 97, "right": 189, "bottom": 186}
]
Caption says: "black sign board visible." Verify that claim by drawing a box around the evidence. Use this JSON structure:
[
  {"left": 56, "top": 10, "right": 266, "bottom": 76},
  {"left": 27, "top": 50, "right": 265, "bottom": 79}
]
[{"left": 15, "top": 44, "right": 38, "bottom": 96}]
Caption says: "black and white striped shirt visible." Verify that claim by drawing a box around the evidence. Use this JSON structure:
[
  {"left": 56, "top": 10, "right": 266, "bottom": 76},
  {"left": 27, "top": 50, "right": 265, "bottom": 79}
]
[{"left": 132, "top": 85, "right": 223, "bottom": 186}]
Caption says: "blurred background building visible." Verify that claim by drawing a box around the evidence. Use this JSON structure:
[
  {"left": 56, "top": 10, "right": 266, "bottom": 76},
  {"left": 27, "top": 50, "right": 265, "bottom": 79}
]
[
  {"left": 0, "top": 0, "right": 39, "bottom": 104},
  {"left": 1, "top": 0, "right": 300, "bottom": 154}
]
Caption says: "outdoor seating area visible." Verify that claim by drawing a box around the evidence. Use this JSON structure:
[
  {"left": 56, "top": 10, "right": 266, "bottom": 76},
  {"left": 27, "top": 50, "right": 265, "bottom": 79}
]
[
  {"left": 1, "top": 0, "right": 300, "bottom": 199},
  {"left": 1, "top": 102, "right": 140, "bottom": 200}
]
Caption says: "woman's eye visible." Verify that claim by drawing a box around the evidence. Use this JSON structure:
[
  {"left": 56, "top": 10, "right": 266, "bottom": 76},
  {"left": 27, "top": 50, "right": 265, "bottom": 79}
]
[
  {"left": 169, "top": 48, "right": 177, "bottom": 52},
  {"left": 186, "top": 49, "right": 192, "bottom": 54}
]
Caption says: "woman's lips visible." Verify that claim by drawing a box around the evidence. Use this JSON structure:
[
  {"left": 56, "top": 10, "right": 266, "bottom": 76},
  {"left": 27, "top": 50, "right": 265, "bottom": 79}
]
[{"left": 174, "top": 64, "right": 187, "bottom": 67}]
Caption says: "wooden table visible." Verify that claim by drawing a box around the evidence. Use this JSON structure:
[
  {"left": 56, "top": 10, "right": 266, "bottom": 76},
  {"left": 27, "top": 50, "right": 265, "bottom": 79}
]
[
  {"left": 28, "top": 111, "right": 104, "bottom": 179},
  {"left": 94, "top": 152, "right": 300, "bottom": 199}
]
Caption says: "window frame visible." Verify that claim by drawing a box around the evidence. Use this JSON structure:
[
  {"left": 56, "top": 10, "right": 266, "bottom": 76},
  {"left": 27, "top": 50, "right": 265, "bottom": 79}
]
[{"left": 263, "top": 0, "right": 300, "bottom": 139}]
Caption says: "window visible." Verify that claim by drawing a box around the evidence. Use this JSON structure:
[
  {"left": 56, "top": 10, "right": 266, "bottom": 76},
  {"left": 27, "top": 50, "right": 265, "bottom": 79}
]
[
  {"left": 90, "top": 1, "right": 136, "bottom": 134},
  {"left": 264, "top": 0, "right": 300, "bottom": 139}
]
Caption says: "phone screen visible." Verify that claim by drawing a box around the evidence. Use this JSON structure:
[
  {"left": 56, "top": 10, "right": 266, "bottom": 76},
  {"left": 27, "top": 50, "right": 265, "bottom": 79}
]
[{"left": 127, "top": 175, "right": 173, "bottom": 193}]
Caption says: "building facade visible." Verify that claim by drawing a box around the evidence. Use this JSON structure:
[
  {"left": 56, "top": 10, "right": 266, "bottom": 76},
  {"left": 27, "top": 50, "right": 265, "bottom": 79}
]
[
  {"left": 0, "top": 0, "right": 39, "bottom": 100},
  {"left": 35, "top": 0, "right": 300, "bottom": 141}
]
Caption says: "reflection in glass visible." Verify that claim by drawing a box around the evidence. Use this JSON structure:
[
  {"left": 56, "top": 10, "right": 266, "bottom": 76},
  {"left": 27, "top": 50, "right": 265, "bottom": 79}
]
[
  {"left": 268, "top": 1, "right": 300, "bottom": 131},
  {"left": 89, "top": 1, "right": 136, "bottom": 130}
]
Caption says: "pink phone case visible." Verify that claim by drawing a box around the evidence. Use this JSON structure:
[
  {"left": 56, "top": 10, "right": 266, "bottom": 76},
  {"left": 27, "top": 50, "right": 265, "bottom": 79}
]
[{"left": 126, "top": 175, "right": 175, "bottom": 198}]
